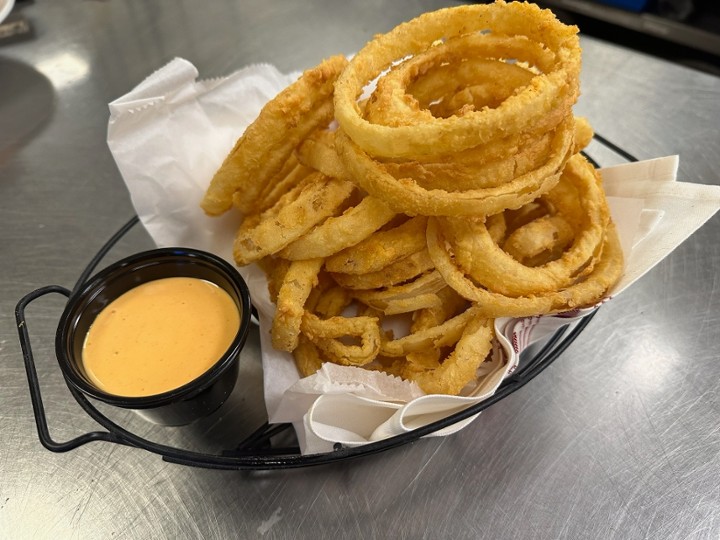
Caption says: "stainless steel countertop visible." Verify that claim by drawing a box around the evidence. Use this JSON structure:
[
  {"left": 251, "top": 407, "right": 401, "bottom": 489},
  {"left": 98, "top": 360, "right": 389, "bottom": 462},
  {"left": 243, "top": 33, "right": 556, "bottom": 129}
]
[{"left": 1, "top": 1, "right": 719, "bottom": 538}]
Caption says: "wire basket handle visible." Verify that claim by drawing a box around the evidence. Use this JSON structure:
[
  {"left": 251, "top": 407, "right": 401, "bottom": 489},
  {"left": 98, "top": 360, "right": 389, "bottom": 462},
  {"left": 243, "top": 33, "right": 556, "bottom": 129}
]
[{"left": 15, "top": 285, "right": 131, "bottom": 452}]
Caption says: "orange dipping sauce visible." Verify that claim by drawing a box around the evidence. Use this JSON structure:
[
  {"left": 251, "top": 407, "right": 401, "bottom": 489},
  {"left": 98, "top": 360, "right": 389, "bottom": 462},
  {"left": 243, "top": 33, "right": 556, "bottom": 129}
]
[{"left": 82, "top": 277, "right": 240, "bottom": 397}]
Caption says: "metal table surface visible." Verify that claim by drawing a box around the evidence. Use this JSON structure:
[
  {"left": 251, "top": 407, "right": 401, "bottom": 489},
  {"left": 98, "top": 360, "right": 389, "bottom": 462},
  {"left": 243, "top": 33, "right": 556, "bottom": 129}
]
[{"left": 1, "top": 1, "right": 719, "bottom": 538}]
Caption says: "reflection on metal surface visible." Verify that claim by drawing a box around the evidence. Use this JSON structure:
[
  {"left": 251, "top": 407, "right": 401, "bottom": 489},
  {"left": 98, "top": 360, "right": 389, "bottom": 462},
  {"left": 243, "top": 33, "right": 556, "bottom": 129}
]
[
  {"left": 35, "top": 50, "right": 89, "bottom": 89},
  {"left": 0, "top": 14, "right": 31, "bottom": 42},
  {"left": 0, "top": 57, "right": 54, "bottom": 159},
  {"left": 621, "top": 330, "right": 679, "bottom": 391}
]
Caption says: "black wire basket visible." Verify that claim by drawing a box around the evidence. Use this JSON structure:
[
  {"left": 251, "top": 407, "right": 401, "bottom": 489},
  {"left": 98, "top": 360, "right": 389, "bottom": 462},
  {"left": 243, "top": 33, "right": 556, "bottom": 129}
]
[{"left": 14, "top": 135, "right": 637, "bottom": 471}]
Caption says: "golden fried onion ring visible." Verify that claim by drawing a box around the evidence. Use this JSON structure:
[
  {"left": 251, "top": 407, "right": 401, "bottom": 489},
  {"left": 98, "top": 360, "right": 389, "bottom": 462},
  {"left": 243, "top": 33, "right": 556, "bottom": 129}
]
[
  {"left": 330, "top": 249, "right": 433, "bottom": 291},
  {"left": 334, "top": 1, "right": 581, "bottom": 158},
  {"left": 351, "top": 270, "right": 448, "bottom": 315},
  {"left": 278, "top": 196, "right": 396, "bottom": 260},
  {"left": 405, "top": 314, "right": 494, "bottom": 396},
  {"left": 203, "top": 55, "right": 348, "bottom": 215},
  {"left": 271, "top": 258, "right": 324, "bottom": 352},
  {"left": 364, "top": 34, "right": 558, "bottom": 127},
  {"left": 335, "top": 115, "right": 575, "bottom": 217},
  {"left": 301, "top": 311, "right": 382, "bottom": 367},
  {"left": 325, "top": 216, "right": 428, "bottom": 274},
  {"left": 447, "top": 154, "right": 610, "bottom": 296},
  {"left": 233, "top": 173, "right": 354, "bottom": 265},
  {"left": 427, "top": 216, "right": 624, "bottom": 318}
]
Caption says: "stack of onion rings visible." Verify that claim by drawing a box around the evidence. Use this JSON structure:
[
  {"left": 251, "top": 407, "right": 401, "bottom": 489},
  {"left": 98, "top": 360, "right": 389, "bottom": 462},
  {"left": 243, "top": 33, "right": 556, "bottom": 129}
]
[{"left": 201, "top": 1, "right": 624, "bottom": 395}]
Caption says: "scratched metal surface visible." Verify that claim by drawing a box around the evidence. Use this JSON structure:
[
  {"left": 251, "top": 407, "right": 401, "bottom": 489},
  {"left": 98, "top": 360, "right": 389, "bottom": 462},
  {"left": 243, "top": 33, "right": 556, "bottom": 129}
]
[{"left": 1, "top": 1, "right": 719, "bottom": 538}]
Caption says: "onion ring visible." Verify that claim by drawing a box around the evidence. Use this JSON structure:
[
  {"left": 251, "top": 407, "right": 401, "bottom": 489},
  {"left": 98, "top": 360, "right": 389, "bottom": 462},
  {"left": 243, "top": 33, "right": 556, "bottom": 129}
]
[
  {"left": 278, "top": 195, "right": 396, "bottom": 260},
  {"left": 271, "top": 258, "right": 324, "bottom": 352},
  {"left": 352, "top": 270, "right": 447, "bottom": 315},
  {"left": 334, "top": 114, "right": 575, "bottom": 216},
  {"left": 381, "top": 306, "right": 479, "bottom": 358},
  {"left": 334, "top": 2, "right": 580, "bottom": 158},
  {"left": 301, "top": 311, "right": 381, "bottom": 367},
  {"left": 403, "top": 314, "right": 495, "bottom": 396},
  {"left": 233, "top": 173, "right": 355, "bottom": 265},
  {"left": 446, "top": 154, "right": 610, "bottom": 296},
  {"left": 401, "top": 287, "right": 469, "bottom": 370},
  {"left": 503, "top": 214, "right": 576, "bottom": 266},
  {"left": 203, "top": 54, "right": 348, "bottom": 215},
  {"left": 293, "top": 335, "right": 325, "bottom": 378},
  {"left": 365, "top": 34, "right": 559, "bottom": 127},
  {"left": 325, "top": 216, "right": 428, "bottom": 274},
  {"left": 330, "top": 249, "right": 434, "bottom": 290},
  {"left": 427, "top": 216, "right": 624, "bottom": 318}
]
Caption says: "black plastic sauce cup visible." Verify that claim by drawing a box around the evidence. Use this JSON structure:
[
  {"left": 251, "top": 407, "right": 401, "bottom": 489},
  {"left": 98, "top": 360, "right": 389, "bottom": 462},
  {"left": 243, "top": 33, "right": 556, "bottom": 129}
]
[{"left": 55, "top": 248, "right": 252, "bottom": 426}]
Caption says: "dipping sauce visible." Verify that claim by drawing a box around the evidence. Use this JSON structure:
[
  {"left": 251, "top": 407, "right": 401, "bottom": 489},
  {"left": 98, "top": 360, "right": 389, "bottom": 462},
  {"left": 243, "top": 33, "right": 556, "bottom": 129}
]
[{"left": 82, "top": 277, "right": 240, "bottom": 397}]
